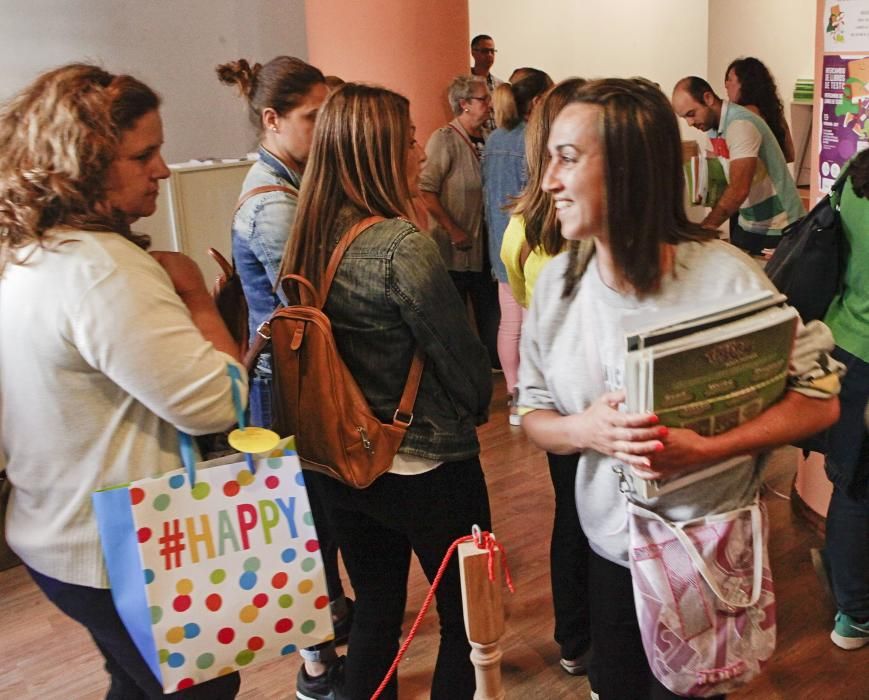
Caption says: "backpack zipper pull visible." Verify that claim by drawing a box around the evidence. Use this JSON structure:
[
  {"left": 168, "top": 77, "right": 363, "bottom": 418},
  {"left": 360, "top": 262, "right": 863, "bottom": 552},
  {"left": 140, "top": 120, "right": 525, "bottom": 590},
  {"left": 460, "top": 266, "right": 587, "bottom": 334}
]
[{"left": 356, "top": 426, "right": 373, "bottom": 453}]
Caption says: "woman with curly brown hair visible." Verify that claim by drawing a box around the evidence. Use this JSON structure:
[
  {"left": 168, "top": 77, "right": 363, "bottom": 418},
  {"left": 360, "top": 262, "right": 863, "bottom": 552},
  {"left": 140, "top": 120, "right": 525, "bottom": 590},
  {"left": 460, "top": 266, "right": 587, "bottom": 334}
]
[
  {"left": 725, "top": 57, "right": 795, "bottom": 163},
  {"left": 0, "top": 63, "right": 244, "bottom": 698}
]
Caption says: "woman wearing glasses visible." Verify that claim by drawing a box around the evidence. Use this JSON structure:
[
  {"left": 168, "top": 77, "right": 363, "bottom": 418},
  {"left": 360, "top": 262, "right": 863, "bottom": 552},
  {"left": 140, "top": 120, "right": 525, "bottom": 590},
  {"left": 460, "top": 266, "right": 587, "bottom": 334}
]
[{"left": 420, "top": 75, "right": 500, "bottom": 369}]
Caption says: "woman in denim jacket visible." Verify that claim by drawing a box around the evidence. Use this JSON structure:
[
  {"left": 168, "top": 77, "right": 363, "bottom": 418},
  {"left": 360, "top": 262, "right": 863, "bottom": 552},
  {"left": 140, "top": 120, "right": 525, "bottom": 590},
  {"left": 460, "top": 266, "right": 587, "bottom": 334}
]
[
  {"left": 217, "top": 56, "right": 327, "bottom": 427},
  {"left": 481, "top": 68, "right": 551, "bottom": 422},
  {"left": 219, "top": 57, "right": 353, "bottom": 700},
  {"left": 280, "top": 83, "right": 493, "bottom": 700}
]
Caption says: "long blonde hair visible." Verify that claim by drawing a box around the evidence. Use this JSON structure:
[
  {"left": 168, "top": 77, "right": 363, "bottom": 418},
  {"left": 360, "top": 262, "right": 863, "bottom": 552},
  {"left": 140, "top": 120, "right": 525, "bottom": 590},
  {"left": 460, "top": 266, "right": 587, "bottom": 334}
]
[
  {"left": 0, "top": 63, "right": 159, "bottom": 274},
  {"left": 279, "top": 83, "right": 413, "bottom": 292}
]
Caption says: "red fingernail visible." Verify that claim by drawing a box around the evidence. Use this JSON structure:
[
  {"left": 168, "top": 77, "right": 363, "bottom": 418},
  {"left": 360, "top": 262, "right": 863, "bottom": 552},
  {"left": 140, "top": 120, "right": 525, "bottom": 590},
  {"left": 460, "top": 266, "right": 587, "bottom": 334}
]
[
  {"left": 649, "top": 414, "right": 660, "bottom": 424},
  {"left": 658, "top": 426, "right": 669, "bottom": 438},
  {"left": 655, "top": 442, "right": 665, "bottom": 452}
]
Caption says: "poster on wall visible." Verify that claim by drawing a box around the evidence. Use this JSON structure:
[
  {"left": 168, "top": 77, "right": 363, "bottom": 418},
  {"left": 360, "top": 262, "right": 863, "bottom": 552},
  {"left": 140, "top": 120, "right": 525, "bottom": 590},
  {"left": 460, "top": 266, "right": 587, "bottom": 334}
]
[
  {"left": 819, "top": 53, "right": 869, "bottom": 191},
  {"left": 824, "top": 0, "right": 869, "bottom": 52}
]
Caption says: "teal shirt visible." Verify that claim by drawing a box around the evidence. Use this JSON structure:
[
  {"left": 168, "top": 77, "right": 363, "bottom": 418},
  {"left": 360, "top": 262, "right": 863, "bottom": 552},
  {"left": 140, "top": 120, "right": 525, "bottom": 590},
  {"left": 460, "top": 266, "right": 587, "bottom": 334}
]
[
  {"left": 711, "top": 102, "right": 803, "bottom": 236},
  {"left": 824, "top": 173, "right": 869, "bottom": 362}
]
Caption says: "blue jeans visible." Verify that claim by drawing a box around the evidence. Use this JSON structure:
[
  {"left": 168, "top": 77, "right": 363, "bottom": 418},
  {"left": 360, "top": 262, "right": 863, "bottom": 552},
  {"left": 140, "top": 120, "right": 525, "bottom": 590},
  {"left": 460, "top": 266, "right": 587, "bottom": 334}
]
[
  {"left": 824, "top": 346, "right": 869, "bottom": 618},
  {"left": 305, "top": 457, "right": 491, "bottom": 700},
  {"left": 27, "top": 567, "right": 240, "bottom": 699},
  {"left": 249, "top": 352, "right": 273, "bottom": 430}
]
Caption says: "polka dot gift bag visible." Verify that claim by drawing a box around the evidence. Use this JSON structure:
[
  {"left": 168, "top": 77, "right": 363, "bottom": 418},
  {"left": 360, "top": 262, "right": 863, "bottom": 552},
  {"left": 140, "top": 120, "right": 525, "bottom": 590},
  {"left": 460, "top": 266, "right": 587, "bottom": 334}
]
[{"left": 92, "top": 436, "right": 333, "bottom": 693}]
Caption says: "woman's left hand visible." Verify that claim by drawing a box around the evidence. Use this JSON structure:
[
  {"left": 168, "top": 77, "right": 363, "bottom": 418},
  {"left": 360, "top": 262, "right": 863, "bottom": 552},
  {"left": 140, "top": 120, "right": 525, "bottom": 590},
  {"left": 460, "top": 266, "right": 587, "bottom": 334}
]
[{"left": 635, "top": 427, "right": 715, "bottom": 480}]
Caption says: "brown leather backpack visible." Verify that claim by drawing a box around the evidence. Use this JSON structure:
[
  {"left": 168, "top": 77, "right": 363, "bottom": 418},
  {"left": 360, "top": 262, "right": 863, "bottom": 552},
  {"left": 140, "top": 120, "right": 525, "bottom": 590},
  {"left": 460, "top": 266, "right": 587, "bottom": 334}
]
[
  {"left": 258, "top": 216, "right": 425, "bottom": 488},
  {"left": 207, "top": 247, "right": 249, "bottom": 358}
]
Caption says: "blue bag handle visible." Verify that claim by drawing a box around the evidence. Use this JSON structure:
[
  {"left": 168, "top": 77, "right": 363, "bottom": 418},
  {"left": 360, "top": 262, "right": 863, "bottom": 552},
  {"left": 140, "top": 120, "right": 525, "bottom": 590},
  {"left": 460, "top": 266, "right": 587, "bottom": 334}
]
[{"left": 177, "top": 364, "right": 252, "bottom": 488}]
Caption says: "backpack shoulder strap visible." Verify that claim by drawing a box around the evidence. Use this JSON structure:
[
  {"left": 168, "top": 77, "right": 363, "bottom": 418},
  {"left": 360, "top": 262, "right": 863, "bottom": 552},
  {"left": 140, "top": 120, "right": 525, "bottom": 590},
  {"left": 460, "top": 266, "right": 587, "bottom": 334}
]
[
  {"left": 829, "top": 163, "right": 851, "bottom": 210},
  {"left": 392, "top": 348, "right": 426, "bottom": 428},
  {"left": 320, "top": 215, "right": 426, "bottom": 427},
  {"left": 207, "top": 247, "right": 234, "bottom": 279},
  {"left": 234, "top": 184, "right": 299, "bottom": 215}
]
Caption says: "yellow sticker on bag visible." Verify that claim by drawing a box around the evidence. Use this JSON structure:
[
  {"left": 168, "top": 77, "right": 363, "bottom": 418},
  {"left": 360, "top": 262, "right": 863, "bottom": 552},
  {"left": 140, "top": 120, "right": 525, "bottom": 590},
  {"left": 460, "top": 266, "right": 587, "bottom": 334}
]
[{"left": 228, "top": 427, "right": 281, "bottom": 454}]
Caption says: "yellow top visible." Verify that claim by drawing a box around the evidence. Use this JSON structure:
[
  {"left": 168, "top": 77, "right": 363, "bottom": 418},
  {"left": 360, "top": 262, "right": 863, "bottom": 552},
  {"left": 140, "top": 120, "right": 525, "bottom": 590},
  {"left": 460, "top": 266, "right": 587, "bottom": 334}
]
[{"left": 499, "top": 215, "right": 555, "bottom": 308}]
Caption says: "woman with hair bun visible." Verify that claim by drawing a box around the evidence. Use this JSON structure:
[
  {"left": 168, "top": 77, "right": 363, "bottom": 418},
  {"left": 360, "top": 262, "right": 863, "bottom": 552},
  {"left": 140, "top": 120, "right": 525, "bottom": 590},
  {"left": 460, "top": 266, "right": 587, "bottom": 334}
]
[
  {"left": 216, "top": 56, "right": 326, "bottom": 428},
  {"left": 0, "top": 63, "right": 245, "bottom": 698},
  {"left": 217, "top": 57, "right": 351, "bottom": 700}
]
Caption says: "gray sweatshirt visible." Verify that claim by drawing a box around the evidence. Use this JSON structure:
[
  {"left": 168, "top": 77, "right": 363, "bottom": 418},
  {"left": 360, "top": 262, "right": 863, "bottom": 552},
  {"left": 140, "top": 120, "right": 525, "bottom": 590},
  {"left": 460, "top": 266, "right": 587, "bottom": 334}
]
[{"left": 519, "top": 240, "right": 840, "bottom": 565}]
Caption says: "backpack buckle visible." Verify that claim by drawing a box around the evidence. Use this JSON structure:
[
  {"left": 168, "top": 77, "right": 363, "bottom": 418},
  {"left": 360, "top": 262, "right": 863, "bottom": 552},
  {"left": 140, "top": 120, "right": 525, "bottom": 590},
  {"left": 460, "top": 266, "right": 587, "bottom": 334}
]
[
  {"left": 393, "top": 409, "right": 414, "bottom": 427},
  {"left": 256, "top": 321, "right": 272, "bottom": 340}
]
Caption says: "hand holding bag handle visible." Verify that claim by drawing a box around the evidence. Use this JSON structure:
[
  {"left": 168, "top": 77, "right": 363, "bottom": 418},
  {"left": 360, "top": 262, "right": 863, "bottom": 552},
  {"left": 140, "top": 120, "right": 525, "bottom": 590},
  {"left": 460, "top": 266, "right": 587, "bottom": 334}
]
[{"left": 628, "top": 499, "right": 764, "bottom": 608}]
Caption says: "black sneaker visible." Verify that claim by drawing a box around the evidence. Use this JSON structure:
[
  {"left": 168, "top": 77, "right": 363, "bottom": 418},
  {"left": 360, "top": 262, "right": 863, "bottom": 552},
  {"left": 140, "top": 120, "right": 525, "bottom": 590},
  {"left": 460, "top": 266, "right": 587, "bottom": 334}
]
[
  {"left": 332, "top": 598, "right": 354, "bottom": 646},
  {"left": 296, "top": 656, "right": 345, "bottom": 700}
]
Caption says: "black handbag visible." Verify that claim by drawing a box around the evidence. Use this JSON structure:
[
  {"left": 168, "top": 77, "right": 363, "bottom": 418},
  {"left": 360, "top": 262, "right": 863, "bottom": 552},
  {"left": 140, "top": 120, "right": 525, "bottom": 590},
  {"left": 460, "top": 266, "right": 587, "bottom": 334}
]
[{"left": 765, "top": 168, "right": 850, "bottom": 323}]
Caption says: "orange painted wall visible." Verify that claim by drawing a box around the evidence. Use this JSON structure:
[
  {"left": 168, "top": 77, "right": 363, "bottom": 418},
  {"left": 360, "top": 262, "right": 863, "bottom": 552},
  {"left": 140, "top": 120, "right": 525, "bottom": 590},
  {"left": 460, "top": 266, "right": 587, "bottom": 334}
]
[{"left": 304, "top": 0, "right": 470, "bottom": 143}]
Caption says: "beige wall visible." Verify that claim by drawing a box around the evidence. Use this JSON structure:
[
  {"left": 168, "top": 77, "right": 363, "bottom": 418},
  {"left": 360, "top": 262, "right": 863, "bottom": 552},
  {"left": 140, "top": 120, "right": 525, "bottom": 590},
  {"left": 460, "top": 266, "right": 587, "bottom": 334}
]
[
  {"left": 0, "top": 0, "right": 308, "bottom": 164},
  {"left": 708, "top": 0, "right": 815, "bottom": 120},
  {"left": 468, "top": 0, "right": 708, "bottom": 95}
]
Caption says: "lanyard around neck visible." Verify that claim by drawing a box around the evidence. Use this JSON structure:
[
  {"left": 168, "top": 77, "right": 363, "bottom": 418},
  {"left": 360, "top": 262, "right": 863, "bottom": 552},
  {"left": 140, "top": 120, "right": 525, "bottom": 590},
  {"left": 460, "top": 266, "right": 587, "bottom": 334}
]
[{"left": 449, "top": 123, "right": 481, "bottom": 162}]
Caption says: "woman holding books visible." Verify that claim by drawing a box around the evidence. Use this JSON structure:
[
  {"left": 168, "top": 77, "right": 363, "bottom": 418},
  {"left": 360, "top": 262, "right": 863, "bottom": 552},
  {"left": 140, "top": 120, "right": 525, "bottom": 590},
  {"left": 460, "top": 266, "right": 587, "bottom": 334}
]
[{"left": 517, "top": 78, "right": 842, "bottom": 698}]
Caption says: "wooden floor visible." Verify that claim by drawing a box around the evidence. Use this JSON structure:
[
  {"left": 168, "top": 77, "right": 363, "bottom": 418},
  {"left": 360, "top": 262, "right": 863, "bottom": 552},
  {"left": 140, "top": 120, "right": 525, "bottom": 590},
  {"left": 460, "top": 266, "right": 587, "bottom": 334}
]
[{"left": 1, "top": 376, "right": 867, "bottom": 699}]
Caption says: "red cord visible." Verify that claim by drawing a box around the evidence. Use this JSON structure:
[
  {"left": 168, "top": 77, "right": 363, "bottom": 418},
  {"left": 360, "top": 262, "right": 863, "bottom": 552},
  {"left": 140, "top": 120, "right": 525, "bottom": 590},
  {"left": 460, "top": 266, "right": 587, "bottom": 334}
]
[{"left": 369, "top": 530, "right": 514, "bottom": 700}]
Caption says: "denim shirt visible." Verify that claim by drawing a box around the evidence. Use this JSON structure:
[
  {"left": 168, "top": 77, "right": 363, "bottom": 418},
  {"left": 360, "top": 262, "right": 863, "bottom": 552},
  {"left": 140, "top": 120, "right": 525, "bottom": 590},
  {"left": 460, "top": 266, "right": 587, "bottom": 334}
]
[
  {"left": 481, "top": 123, "right": 527, "bottom": 283},
  {"left": 323, "top": 207, "right": 492, "bottom": 461},
  {"left": 232, "top": 146, "right": 301, "bottom": 339}
]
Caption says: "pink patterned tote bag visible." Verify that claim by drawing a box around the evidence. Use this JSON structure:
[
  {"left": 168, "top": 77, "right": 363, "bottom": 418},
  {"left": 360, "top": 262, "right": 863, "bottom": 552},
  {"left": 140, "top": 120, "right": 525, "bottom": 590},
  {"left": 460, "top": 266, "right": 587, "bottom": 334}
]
[{"left": 627, "top": 499, "right": 776, "bottom": 697}]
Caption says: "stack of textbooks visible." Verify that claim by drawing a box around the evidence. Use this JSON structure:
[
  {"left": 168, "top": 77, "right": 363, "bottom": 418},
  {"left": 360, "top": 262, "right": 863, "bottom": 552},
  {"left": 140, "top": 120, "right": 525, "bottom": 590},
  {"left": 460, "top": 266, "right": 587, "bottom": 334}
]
[
  {"left": 623, "top": 290, "right": 798, "bottom": 498},
  {"left": 793, "top": 78, "right": 814, "bottom": 104}
]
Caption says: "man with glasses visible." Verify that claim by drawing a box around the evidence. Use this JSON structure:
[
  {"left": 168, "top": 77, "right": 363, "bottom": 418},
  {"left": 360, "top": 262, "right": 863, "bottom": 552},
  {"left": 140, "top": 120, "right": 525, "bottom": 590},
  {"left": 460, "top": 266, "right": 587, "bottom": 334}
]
[{"left": 470, "top": 34, "right": 501, "bottom": 132}]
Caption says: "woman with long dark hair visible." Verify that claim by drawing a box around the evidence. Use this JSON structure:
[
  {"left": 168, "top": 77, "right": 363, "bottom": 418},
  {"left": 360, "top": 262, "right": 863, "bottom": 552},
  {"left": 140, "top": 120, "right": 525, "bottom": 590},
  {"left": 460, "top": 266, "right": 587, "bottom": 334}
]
[
  {"left": 725, "top": 57, "right": 795, "bottom": 163},
  {"left": 519, "top": 78, "right": 841, "bottom": 698}
]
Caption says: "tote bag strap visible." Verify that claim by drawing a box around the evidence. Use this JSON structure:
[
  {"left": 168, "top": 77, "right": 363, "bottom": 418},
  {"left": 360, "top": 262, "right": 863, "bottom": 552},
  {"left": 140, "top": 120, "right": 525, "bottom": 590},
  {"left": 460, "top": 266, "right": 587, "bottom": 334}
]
[{"left": 628, "top": 499, "right": 764, "bottom": 608}]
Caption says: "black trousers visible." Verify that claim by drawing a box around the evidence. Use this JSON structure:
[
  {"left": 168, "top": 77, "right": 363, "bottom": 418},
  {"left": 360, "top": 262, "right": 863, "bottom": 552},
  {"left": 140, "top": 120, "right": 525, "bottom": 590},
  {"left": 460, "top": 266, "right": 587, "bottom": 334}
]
[
  {"left": 546, "top": 452, "right": 591, "bottom": 660},
  {"left": 588, "top": 552, "right": 725, "bottom": 699},
  {"left": 729, "top": 214, "right": 780, "bottom": 256},
  {"left": 449, "top": 270, "right": 500, "bottom": 369},
  {"left": 28, "top": 567, "right": 240, "bottom": 699},
  {"left": 306, "top": 458, "right": 491, "bottom": 700}
]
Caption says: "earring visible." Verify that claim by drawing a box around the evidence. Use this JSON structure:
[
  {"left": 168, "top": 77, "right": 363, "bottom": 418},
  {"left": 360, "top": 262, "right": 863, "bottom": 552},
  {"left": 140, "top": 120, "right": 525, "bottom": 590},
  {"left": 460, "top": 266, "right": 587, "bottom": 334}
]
[
  {"left": 464, "top": 108, "right": 470, "bottom": 113},
  {"left": 270, "top": 126, "right": 278, "bottom": 133}
]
